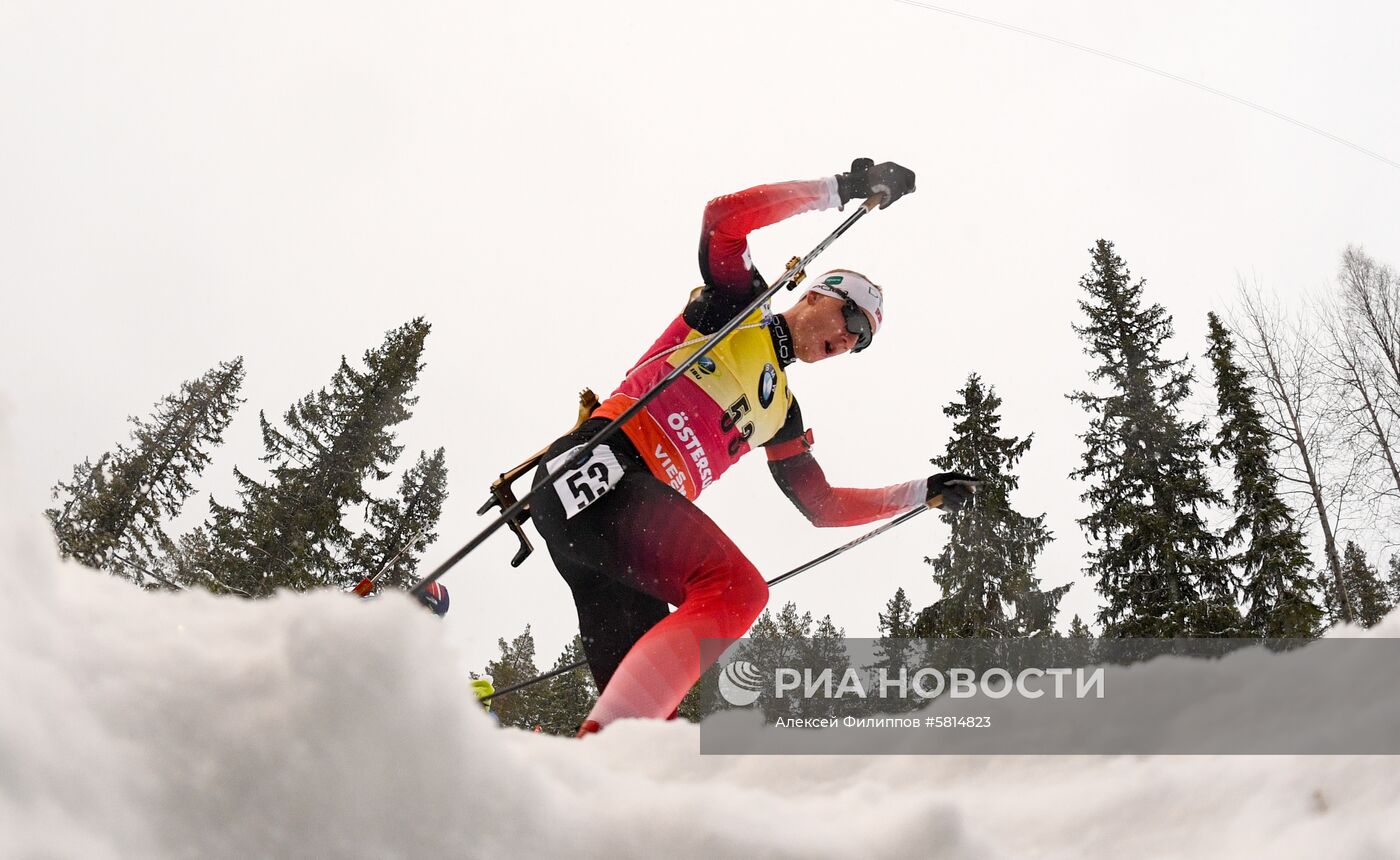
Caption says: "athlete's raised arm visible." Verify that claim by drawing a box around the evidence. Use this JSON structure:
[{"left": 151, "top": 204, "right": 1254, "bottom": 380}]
[
  {"left": 698, "top": 159, "right": 915, "bottom": 296},
  {"left": 698, "top": 177, "right": 840, "bottom": 294}
]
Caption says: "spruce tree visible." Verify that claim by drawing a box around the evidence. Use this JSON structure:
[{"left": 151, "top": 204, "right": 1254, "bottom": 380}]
[
  {"left": 1205, "top": 312, "right": 1322, "bottom": 638},
  {"left": 1044, "top": 613, "right": 1100, "bottom": 673},
  {"left": 1067, "top": 615, "right": 1093, "bottom": 638},
  {"left": 47, "top": 453, "right": 111, "bottom": 561},
  {"left": 871, "top": 588, "right": 920, "bottom": 712},
  {"left": 47, "top": 358, "right": 245, "bottom": 588},
  {"left": 874, "top": 588, "right": 916, "bottom": 671},
  {"left": 802, "top": 615, "right": 852, "bottom": 719},
  {"left": 537, "top": 635, "right": 598, "bottom": 736},
  {"left": 738, "top": 602, "right": 815, "bottom": 723},
  {"left": 878, "top": 587, "right": 915, "bottom": 639},
  {"left": 1069, "top": 240, "right": 1239, "bottom": 637},
  {"left": 483, "top": 625, "right": 545, "bottom": 731},
  {"left": 348, "top": 447, "right": 449, "bottom": 589},
  {"left": 917, "top": 374, "right": 1065, "bottom": 638},
  {"left": 194, "top": 319, "right": 432, "bottom": 596},
  {"left": 733, "top": 603, "right": 855, "bottom": 719},
  {"left": 1327, "top": 543, "right": 1393, "bottom": 628}
]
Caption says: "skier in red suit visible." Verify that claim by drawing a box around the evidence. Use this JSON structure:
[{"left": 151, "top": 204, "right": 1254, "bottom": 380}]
[{"left": 529, "top": 159, "right": 977, "bottom": 735}]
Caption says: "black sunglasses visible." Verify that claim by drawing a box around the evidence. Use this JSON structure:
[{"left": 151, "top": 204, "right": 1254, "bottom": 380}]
[{"left": 825, "top": 287, "right": 873, "bottom": 352}]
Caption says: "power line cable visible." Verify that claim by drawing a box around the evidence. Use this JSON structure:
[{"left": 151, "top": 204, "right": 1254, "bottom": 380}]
[{"left": 892, "top": 0, "right": 1400, "bottom": 171}]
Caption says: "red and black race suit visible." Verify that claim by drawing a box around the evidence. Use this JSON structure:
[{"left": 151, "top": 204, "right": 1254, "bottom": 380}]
[{"left": 531, "top": 177, "right": 924, "bottom": 727}]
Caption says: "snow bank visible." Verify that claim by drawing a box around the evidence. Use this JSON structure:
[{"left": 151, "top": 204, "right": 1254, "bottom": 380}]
[{"left": 3, "top": 463, "right": 1398, "bottom": 858}]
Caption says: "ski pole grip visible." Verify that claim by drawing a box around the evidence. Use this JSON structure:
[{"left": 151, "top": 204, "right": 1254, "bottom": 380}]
[{"left": 863, "top": 191, "right": 887, "bottom": 212}]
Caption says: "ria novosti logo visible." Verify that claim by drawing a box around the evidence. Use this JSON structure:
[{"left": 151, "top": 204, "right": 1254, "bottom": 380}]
[
  {"left": 717, "top": 660, "right": 764, "bottom": 706},
  {"left": 715, "top": 659, "right": 1106, "bottom": 705}
]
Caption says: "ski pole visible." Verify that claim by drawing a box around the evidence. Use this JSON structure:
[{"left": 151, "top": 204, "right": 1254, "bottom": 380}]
[
  {"left": 765, "top": 504, "right": 928, "bottom": 588},
  {"left": 481, "top": 497, "right": 933, "bottom": 703},
  {"left": 350, "top": 524, "right": 432, "bottom": 597},
  {"left": 409, "top": 193, "right": 888, "bottom": 599},
  {"left": 478, "top": 659, "right": 586, "bottom": 703}
]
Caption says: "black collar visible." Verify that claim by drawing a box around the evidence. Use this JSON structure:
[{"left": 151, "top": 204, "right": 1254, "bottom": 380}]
[{"left": 769, "top": 313, "right": 796, "bottom": 368}]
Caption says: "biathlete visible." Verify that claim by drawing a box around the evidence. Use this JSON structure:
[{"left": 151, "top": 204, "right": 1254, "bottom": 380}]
[{"left": 529, "top": 158, "right": 976, "bottom": 736}]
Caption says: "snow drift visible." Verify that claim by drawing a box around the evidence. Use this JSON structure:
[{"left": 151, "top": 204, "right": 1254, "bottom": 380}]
[{"left": 3, "top": 459, "right": 1399, "bottom": 858}]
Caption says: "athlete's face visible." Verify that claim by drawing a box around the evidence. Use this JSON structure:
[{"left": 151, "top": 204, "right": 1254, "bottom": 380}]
[{"left": 787, "top": 292, "right": 869, "bottom": 363}]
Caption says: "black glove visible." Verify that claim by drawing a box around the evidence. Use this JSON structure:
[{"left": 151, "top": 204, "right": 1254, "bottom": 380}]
[
  {"left": 926, "top": 472, "right": 981, "bottom": 513},
  {"left": 836, "top": 158, "right": 916, "bottom": 209}
]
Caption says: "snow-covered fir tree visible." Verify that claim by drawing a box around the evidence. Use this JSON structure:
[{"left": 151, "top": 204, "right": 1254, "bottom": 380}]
[
  {"left": 878, "top": 587, "right": 916, "bottom": 640},
  {"left": 1205, "top": 312, "right": 1322, "bottom": 637},
  {"left": 867, "top": 588, "right": 921, "bottom": 712},
  {"left": 737, "top": 602, "right": 852, "bottom": 721},
  {"left": 1325, "top": 542, "right": 1393, "bottom": 628},
  {"left": 188, "top": 320, "right": 434, "bottom": 596},
  {"left": 1067, "top": 614, "right": 1094, "bottom": 638},
  {"left": 1069, "top": 240, "right": 1239, "bottom": 637},
  {"left": 47, "top": 358, "right": 244, "bottom": 588},
  {"left": 348, "top": 447, "right": 448, "bottom": 590},
  {"left": 483, "top": 625, "right": 545, "bottom": 731},
  {"left": 917, "top": 374, "right": 1065, "bottom": 638},
  {"left": 536, "top": 635, "right": 598, "bottom": 736}
]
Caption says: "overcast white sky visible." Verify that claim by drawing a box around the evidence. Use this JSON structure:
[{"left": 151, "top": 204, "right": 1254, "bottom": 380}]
[{"left": 4, "top": 0, "right": 1399, "bottom": 671}]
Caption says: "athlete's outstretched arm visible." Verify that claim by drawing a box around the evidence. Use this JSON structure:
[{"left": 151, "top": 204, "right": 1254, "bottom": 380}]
[
  {"left": 764, "top": 429, "right": 927, "bottom": 528},
  {"left": 698, "top": 176, "right": 842, "bottom": 294}
]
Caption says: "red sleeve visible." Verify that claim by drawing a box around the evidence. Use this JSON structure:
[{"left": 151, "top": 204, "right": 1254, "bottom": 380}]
[
  {"left": 767, "top": 448, "right": 927, "bottom": 528},
  {"left": 699, "top": 177, "right": 841, "bottom": 294}
]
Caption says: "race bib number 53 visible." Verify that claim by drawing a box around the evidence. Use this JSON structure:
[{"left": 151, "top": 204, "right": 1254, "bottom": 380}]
[{"left": 547, "top": 444, "right": 625, "bottom": 519}]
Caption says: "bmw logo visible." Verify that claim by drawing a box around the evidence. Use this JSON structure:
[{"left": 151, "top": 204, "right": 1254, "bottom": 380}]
[
  {"left": 697, "top": 355, "right": 717, "bottom": 375},
  {"left": 758, "top": 363, "right": 777, "bottom": 409}
]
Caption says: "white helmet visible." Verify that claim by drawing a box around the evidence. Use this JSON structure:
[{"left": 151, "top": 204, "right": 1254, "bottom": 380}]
[{"left": 806, "top": 270, "right": 884, "bottom": 351}]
